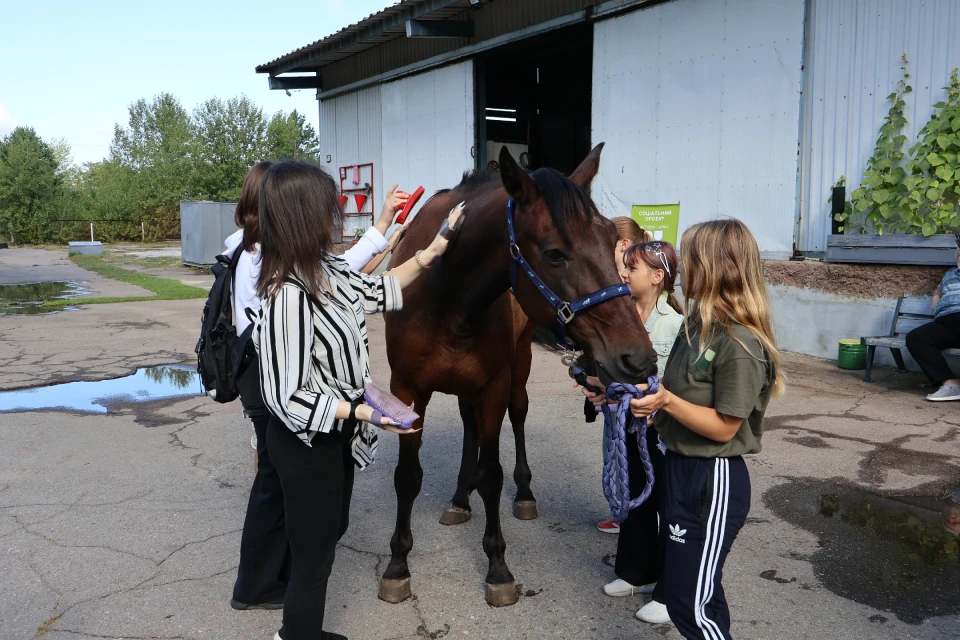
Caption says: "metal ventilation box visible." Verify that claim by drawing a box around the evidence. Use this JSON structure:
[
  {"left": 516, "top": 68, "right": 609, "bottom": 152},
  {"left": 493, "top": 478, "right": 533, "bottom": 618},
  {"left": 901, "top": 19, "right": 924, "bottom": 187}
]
[{"left": 179, "top": 201, "right": 238, "bottom": 267}]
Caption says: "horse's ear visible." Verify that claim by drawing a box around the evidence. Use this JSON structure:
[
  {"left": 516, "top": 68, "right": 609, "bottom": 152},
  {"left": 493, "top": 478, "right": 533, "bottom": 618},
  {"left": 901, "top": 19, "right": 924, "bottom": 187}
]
[
  {"left": 499, "top": 145, "right": 538, "bottom": 206},
  {"left": 569, "top": 142, "right": 605, "bottom": 191}
]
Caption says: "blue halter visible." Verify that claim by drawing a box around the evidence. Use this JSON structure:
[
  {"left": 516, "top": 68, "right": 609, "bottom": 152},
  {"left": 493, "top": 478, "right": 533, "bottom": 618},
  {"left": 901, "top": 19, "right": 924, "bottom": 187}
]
[{"left": 506, "top": 198, "right": 631, "bottom": 349}]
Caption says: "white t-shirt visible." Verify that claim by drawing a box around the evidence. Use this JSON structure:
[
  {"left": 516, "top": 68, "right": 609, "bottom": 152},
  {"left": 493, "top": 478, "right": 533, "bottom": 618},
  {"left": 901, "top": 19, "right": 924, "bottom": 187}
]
[{"left": 223, "top": 226, "right": 390, "bottom": 336}]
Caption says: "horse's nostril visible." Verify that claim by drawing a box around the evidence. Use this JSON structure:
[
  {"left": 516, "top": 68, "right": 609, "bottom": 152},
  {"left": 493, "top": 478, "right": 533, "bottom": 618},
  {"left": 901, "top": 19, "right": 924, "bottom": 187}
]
[{"left": 619, "top": 353, "right": 656, "bottom": 379}]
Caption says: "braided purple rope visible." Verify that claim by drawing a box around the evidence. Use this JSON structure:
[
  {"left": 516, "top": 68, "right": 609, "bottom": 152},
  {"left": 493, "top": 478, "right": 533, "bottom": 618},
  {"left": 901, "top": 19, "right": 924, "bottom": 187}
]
[{"left": 600, "top": 378, "right": 660, "bottom": 523}]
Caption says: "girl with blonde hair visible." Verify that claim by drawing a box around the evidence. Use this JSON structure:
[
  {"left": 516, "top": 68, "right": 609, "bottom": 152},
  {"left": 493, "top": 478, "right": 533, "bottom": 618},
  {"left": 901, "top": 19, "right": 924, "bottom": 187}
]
[
  {"left": 629, "top": 218, "right": 783, "bottom": 638},
  {"left": 586, "top": 218, "right": 783, "bottom": 638}
]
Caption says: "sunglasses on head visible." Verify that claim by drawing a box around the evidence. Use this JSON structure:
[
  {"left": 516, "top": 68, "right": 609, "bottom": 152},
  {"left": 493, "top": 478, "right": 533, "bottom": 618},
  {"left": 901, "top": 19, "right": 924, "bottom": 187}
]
[{"left": 643, "top": 242, "right": 671, "bottom": 277}]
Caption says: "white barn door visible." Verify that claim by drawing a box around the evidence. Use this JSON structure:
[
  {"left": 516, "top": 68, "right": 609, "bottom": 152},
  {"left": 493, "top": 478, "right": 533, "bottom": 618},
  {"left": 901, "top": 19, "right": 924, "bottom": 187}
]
[{"left": 381, "top": 61, "right": 475, "bottom": 221}]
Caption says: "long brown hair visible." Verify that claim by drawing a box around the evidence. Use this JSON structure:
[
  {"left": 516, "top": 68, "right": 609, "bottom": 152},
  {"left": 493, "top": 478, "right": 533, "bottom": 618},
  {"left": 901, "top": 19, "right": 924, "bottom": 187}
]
[
  {"left": 256, "top": 161, "right": 343, "bottom": 301},
  {"left": 623, "top": 241, "right": 683, "bottom": 314},
  {"left": 612, "top": 216, "right": 650, "bottom": 243},
  {"left": 680, "top": 219, "right": 784, "bottom": 396},
  {"left": 234, "top": 161, "right": 273, "bottom": 251}
]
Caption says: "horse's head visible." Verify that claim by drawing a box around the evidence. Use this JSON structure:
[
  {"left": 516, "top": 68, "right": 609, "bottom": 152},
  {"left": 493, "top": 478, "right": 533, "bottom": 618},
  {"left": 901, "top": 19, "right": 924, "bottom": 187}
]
[{"left": 499, "top": 144, "right": 657, "bottom": 384}]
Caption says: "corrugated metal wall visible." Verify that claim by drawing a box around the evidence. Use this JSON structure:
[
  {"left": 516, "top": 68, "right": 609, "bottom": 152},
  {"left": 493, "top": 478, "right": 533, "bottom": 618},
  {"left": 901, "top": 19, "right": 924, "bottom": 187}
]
[
  {"left": 380, "top": 61, "right": 475, "bottom": 215},
  {"left": 799, "top": 0, "right": 960, "bottom": 252},
  {"left": 318, "top": 86, "right": 384, "bottom": 237},
  {"left": 592, "top": 0, "right": 805, "bottom": 255},
  {"left": 322, "top": 0, "right": 605, "bottom": 90}
]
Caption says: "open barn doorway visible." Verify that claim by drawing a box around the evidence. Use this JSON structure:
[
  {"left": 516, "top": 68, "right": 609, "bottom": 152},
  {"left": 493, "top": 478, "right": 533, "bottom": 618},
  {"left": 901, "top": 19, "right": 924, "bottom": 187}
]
[{"left": 476, "top": 23, "right": 593, "bottom": 177}]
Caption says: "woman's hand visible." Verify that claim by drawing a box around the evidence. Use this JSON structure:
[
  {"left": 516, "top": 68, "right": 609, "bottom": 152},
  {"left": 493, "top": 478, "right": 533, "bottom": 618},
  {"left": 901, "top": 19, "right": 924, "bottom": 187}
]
[
  {"left": 376, "top": 184, "right": 409, "bottom": 234},
  {"left": 354, "top": 403, "right": 420, "bottom": 434},
  {"left": 629, "top": 385, "right": 671, "bottom": 418},
  {"left": 576, "top": 375, "right": 610, "bottom": 407},
  {"left": 422, "top": 202, "right": 465, "bottom": 262}
]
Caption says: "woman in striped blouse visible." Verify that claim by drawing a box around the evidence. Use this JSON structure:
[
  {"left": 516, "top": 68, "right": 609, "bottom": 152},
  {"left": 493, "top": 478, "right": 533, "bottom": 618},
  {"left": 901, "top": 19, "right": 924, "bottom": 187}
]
[{"left": 252, "top": 160, "right": 461, "bottom": 640}]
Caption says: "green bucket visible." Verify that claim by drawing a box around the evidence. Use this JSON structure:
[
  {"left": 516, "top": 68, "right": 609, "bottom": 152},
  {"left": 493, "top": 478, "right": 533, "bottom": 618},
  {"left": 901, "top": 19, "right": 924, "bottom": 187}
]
[{"left": 837, "top": 339, "right": 867, "bottom": 370}]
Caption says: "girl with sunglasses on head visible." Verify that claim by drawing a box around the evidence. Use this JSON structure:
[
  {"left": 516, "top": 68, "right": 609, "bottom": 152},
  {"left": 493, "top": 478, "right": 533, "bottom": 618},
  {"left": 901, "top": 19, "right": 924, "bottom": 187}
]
[
  {"left": 593, "top": 219, "right": 784, "bottom": 639},
  {"left": 597, "top": 241, "right": 683, "bottom": 626}
]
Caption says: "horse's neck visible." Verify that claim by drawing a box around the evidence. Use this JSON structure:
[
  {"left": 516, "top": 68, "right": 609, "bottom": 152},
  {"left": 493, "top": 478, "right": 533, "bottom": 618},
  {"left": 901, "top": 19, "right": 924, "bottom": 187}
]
[{"left": 437, "top": 195, "right": 513, "bottom": 321}]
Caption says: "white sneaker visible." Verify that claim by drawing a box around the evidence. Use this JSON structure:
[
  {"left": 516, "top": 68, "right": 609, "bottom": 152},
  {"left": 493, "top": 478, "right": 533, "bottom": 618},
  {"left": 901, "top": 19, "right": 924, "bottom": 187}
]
[
  {"left": 636, "top": 600, "right": 672, "bottom": 624},
  {"left": 926, "top": 383, "right": 960, "bottom": 402},
  {"left": 603, "top": 578, "right": 656, "bottom": 597}
]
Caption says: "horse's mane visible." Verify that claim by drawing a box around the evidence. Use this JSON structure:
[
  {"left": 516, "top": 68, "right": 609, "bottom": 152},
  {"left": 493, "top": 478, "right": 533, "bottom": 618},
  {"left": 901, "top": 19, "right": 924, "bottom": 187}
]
[{"left": 436, "top": 166, "right": 597, "bottom": 242}]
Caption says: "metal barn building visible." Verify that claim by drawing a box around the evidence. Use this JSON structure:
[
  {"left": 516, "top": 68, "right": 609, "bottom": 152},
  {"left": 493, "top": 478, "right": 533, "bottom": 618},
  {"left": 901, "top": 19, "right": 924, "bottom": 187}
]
[{"left": 257, "top": 0, "right": 960, "bottom": 258}]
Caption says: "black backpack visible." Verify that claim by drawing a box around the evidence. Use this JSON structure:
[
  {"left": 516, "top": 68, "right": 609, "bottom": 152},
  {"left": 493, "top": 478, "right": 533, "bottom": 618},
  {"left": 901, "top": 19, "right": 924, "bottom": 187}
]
[{"left": 195, "top": 248, "right": 252, "bottom": 403}]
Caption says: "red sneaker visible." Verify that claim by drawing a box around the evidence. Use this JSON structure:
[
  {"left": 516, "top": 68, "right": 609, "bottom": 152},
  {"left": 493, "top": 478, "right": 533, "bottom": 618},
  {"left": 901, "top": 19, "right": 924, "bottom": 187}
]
[{"left": 597, "top": 518, "right": 620, "bottom": 534}]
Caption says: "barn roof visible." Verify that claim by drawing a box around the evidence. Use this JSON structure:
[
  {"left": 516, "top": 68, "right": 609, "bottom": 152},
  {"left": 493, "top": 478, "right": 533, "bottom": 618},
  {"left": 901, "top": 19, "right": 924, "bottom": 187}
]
[{"left": 256, "top": 0, "right": 475, "bottom": 77}]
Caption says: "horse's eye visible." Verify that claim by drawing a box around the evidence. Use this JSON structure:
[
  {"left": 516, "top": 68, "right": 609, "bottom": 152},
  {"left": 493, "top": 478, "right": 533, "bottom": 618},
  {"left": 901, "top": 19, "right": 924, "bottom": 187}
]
[{"left": 544, "top": 249, "right": 567, "bottom": 263}]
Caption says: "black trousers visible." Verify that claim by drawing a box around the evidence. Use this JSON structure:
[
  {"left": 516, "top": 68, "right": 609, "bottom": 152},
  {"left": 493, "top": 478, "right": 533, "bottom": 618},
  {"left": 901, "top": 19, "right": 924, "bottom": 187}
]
[
  {"left": 662, "top": 453, "right": 750, "bottom": 640},
  {"left": 268, "top": 416, "right": 356, "bottom": 640},
  {"left": 614, "top": 426, "right": 666, "bottom": 604},
  {"left": 233, "top": 362, "right": 291, "bottom": 605},
  {"left": 905, "top": 312, "right": 960, "bottom": 384}
]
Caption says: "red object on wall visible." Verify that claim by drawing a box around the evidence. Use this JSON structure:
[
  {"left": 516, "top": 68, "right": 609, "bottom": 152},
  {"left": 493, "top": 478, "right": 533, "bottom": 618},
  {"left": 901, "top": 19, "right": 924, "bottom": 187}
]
[
  {"left": 354, "top": 193, "right": 368, "bottom": 213},
  {"left": 395, "top": 186, "right": 425, "bottom": 225},
  {"left": 337, "top": 194, "right": 349, "bottom": 210}
]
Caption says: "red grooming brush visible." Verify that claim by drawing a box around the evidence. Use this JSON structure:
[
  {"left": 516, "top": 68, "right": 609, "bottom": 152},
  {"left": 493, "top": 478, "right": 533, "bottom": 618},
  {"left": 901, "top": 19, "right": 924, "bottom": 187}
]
[{"left": 395, "top": 186, "right": 425, "bottom": 225}]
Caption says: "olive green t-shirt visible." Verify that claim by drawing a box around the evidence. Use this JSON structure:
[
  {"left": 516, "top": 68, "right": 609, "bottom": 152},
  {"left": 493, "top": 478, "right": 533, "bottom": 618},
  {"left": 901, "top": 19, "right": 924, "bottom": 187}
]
[{"left": 655, "top": 322, "right": 775, "bottom": 458}]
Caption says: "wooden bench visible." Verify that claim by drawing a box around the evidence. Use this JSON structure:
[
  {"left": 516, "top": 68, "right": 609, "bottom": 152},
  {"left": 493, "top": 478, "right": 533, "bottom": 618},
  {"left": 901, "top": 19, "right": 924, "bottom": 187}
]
[{"left": 862, "top": 295, "right": 960, "bottom": 382}]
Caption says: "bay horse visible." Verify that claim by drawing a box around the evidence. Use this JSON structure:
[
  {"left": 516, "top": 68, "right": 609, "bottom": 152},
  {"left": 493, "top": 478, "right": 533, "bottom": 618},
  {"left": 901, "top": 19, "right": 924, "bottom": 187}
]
[{"left": 381, "top": 144, "right": 657, "bottom": 606}]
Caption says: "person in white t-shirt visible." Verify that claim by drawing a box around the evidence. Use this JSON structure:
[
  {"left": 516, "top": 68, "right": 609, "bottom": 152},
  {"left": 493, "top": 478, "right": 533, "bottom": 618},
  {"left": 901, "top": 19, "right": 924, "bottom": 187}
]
[{"left": 225, "top": 162, "right": 410, "bottom": 612}]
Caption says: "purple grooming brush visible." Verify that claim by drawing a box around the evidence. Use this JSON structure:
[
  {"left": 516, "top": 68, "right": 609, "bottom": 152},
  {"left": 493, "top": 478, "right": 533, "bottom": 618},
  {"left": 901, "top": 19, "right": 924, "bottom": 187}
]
[{"left": 363, "top": 380, "right": 420, "bottom": 430}]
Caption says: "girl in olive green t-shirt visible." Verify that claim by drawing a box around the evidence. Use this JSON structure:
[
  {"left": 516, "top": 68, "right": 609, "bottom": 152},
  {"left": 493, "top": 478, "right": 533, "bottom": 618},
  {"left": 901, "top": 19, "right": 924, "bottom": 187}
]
[{"left": 628, "top": 219, "right": 784, "bottom": 640}]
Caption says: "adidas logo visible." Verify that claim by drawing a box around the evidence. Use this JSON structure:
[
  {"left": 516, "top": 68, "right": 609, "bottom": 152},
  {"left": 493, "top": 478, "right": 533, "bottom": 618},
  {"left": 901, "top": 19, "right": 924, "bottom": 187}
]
[{"left": 669, "top": 523, "right": 687, "bottom": 544}]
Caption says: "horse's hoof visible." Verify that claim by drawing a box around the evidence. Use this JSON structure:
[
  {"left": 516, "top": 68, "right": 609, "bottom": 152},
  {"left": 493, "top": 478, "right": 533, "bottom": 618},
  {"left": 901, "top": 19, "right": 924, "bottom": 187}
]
[
  {"left": 378, "top": 577, "right": 412, "bottom": 603},
  {"left": 439, "top": 505, "right": 472, "bottom": 526},
  {"left": 485, "top": 581, "right": 519, "bottom": 607},
  {"left": 512, "top": 500, "right": 538, "bottom": 520}
]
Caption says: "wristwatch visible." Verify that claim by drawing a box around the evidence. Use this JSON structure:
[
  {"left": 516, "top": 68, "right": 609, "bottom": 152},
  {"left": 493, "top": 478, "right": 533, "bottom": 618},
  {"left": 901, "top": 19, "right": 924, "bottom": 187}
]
[{"left": 348, "top": 397, "right": 364, "bottom": 422}]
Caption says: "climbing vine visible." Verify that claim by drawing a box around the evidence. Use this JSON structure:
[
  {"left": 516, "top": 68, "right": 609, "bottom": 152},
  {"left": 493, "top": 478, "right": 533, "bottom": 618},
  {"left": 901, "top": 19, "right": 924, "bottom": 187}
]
[
  {"left": 836, "top": 54, "right": 911, "bottom": 234},
  {"left": 834, "top": 57, "right": 960, "bottom": 236},
  {"left": 896, "top": 68, "right": 960, "bottom": 236}
]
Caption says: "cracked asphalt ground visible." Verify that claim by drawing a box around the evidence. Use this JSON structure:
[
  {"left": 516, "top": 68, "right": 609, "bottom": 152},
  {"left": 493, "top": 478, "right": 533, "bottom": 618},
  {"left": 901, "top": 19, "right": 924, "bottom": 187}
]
[{"left": 1, "top": 248, "right": 958, "bottom": 640}]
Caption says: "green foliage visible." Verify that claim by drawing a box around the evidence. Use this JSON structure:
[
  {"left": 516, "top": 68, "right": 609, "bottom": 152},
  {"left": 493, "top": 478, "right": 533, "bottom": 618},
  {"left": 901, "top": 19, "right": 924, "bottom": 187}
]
[
  {"left": 42, "top": 254, "right": 208, "bottom": 308},
  {"left": 0, "top": 127, "right": 64, "bottom": 244},
  {"left": 835, "top": 57, "right": 960, "bottom": 236},
  {"left": 0, "top": 93, "right": 319, "bottom": 245},
  {"left": 838, "top": 54, "right": 912, "bottom": 234},
  {"left": 896, "top": 68, "right": 960, "bottom": 235},
  {"left": 266, "top": 110, "right": 319, "bottom": 162}
]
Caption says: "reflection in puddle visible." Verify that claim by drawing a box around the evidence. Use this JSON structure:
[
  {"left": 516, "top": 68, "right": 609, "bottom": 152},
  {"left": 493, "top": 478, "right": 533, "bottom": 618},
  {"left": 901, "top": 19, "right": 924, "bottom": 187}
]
[
  {"left": 765, "top": 480, "right": 960, "bottom": 624},
  {"left": 0, "top": 365, "right": 201, "bottom": 414},
  {"left": 0, "top": 281, "right": 91, "bottom": 315}
]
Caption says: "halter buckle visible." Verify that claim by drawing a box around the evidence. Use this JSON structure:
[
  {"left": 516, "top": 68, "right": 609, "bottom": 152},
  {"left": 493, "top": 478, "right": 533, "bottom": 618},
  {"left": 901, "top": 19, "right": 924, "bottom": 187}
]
[
  {"left": 558, "top": 302, "right": 575, "bottom": 325},
  {"left": 509, "top": 244, "right": 521, "bottom": 259}
]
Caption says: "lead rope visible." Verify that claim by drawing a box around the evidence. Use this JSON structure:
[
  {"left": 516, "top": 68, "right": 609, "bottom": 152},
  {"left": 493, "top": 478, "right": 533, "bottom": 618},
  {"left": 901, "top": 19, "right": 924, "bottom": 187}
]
[
  {"left": 568, "top": 362, "right": 659, "bottom": 523},
  {"left": 601, "top": 379, "right": 659, "bottom": 523}
]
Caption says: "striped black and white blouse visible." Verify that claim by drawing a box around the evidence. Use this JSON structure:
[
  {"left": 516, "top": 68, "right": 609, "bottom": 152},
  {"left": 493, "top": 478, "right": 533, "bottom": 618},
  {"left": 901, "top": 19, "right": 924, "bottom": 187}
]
[{"left": 252, "top": 256, "right": 402, "bottom": 468}]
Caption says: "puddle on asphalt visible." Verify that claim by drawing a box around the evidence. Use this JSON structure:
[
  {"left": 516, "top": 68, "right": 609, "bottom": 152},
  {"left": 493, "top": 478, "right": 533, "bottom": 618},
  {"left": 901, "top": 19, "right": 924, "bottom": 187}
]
[
  {"left": 0, "top": 365, "right": 201, "bottom": 414},
  {"left": 0, "top": 281, "right": 91, "bottom": 315},
  {"left": 765, "top": 479, "right": 960, "bottom": 624}
]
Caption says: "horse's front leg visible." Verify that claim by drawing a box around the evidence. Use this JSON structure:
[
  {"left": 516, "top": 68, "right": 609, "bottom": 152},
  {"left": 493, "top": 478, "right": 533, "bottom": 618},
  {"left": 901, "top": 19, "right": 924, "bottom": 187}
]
[
  {"left": 508, "top": 322, "right": 537, "bottom": 520},
  {"left": 474, "top": 368, "right": 519, "bottom": 607},
  {"left": 378, "top": 387, "right": 431, "bottom": 604},
  {"left": 440, "top": 396, "right": 478, "bottom": 525}
]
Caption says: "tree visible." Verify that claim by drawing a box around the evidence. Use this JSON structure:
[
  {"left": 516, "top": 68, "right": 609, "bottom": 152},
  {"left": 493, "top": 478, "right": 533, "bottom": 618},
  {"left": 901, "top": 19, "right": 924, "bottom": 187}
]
[
  {"left": 192, "top": 95, "right": 269, "bottom": 201},
  {"left": 266, "top": 110, "right": 319, "bottom": 162},
  {"left": 110, "top": 93, "right": 195, "bottom": 236},
  {"left": 0, "top": 127, "right": 63, "bottom": 243}
]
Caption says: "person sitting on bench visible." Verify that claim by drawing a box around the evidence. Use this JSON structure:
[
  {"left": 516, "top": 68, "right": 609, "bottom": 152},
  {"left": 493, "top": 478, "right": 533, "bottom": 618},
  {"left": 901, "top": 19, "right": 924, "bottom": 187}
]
[{"left": 906, "top": 232, "right": 960, "bottom": 402}]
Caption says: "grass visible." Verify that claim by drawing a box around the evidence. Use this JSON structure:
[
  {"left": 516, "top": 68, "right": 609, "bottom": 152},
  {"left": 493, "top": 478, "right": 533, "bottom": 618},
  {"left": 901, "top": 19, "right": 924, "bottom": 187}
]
[
  {"left": 35, "top": 614, "right": 61, "bottom": 636},
  {"left": 40, "top": 255, "right": 208, "bottom": 309}
]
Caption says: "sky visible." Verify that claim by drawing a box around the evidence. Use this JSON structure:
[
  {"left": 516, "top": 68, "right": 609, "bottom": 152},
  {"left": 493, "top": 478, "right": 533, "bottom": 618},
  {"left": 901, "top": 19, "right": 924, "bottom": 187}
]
[{"left": 0, "top": 0, "right": 392, "bottom": 165}]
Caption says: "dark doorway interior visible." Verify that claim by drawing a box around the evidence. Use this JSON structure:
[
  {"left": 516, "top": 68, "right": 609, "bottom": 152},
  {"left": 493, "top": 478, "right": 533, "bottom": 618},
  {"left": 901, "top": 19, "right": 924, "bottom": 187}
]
[{"left": 477, "top": 24, "right": 593, "bottom": 176}]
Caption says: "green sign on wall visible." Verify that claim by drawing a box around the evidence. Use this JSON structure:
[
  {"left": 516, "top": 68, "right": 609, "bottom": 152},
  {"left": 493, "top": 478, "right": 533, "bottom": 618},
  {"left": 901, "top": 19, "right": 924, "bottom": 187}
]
[{"left": 631, "top": 203, "right": 680, "bottom": 246}]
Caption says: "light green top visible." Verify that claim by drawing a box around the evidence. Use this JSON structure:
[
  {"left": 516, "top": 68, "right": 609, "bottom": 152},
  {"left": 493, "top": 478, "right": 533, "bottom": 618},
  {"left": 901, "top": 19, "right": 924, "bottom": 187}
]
[{"left": 643, "top": 293, "right": 684, "bottom": 377}]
